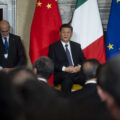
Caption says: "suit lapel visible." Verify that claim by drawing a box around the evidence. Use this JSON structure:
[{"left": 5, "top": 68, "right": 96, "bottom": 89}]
[
  {"left": 58, "top": 41, "right": 67, "bottom": 58},
  {"left": 8, "top": 34, "right": 13, "bottom": 56},
  {"left": 0, "top": 35, "right": 5, "bottom": 54},
  {"left": 0, "top": 35, "right": 4, "bottom": 46}
]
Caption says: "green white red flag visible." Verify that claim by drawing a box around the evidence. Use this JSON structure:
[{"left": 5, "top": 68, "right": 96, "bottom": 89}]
[{"left": 71, "top": 0, "right": 106, "bottom": 63}]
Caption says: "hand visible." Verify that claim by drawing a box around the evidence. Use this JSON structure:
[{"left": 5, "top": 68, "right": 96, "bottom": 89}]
[
  {"left": 64, "top": 66, "right": 75, "bottom": 73},
  {"left": 72, "top": 66, "right": 81, "bottom": 73}
]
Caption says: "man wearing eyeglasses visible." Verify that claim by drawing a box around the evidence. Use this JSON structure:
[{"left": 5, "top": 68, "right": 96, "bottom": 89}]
[{"left": 0, "top": 20, "right": 26, "bottom": 72}]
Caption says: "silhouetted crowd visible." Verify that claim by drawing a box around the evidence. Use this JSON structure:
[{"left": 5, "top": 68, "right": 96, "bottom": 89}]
[{"left": 1, "top": 55, "right": 120, "bottom": 120}]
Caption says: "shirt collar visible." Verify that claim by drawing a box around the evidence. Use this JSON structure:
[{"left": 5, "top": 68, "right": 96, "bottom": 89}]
[
  {"left": 2, "top": 35, "right": 9, "bottom": 40},
  {"left": 85, "top": 79, "right": 97, "bottom": 85},
  {"left": 37, "top": 77, "right": 47, "bottom": 83},
  {"left": 61, "top": 40, "right": 70, "bottom": 47}
]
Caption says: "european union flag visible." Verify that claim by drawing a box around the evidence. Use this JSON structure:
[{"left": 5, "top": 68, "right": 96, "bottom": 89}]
[{"left": 105, "top": 0, "right": 120, "bottom": 60}]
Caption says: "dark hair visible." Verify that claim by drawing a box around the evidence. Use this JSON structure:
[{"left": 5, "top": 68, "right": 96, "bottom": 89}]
[
  {"left": 81, "top": 59, "right": 100, "bottom": 80},
  {"left": 60, "top": 24, "right": 73, "bottom": 32},
  {"left": 33, "top": 56, "right": 54, "bottom": 80},
  {"left": 97, "top": 57, "right": 120, "bottom": 107}
]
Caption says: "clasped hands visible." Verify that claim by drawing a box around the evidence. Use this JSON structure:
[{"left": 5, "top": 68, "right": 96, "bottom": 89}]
[{"left": 65, "top": 66, "right": 81, "bottom": 73}]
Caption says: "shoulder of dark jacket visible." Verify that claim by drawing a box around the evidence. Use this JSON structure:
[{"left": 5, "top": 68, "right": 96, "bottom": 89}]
[{"left": 9, "top": 33, "right": 21, "bottom": 39}]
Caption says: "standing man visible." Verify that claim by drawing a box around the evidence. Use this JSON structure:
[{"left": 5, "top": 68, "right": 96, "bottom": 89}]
[
  {"left": 0, "top": 20, "right": 26, "bottom": 72},
  {"left": 48, "top": 24, "right": 86, "bottom": 94}
]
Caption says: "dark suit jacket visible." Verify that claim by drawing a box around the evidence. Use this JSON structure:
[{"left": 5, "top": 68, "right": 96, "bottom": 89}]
[
  {"left": 48, "top": 40, "right": 86, "bottom": 72},
  {"left": 69, "top": 83, "right": 113, "bottom": 120},
  {"left": 71, "top": 83, "right": 98, "bottom": 98},
  {"left": 0, "top": 33, "right": 26, "bottom": 68}
]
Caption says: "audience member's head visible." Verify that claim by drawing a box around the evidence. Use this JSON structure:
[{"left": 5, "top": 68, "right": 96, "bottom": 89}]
[
  {"left": 9, "top": 66, "right": 59, "bottom": 120},
  {"left": 9, "top": 66, "right": 37, "bottom": 86},
  {"left": 18, "top": 80, "right": 59, "bottom": 120},
  {"left": 0, "top": 71, "right": 24, "bottom": 120},
  {"left": 97, "top": 56, "right": 120, "bottom": 120},
  {"left": 33, "top": 56, "right": 54, "bottom": 80},
  {"left": 81, "top": 59, "right": 100, "bottom": 81}
]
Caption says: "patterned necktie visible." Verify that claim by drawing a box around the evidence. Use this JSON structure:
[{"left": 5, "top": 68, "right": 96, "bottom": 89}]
[
  {"left": 65, "top": 44, "right": 73, "bottom": 66},
  {"left": 4, "top": 37, "right": 8, "bottom": 54}
]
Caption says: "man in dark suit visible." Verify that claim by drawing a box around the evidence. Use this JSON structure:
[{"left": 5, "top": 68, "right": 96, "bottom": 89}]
[
  {"left": 48, "top": 24, "right": 86, "bottom": 94},
  {"left": 69, "top": 59, "right": 112, "bottom": 120},
  {"left": 71, "top": 59, "right": 100, "bottom": 98},
  {"left": 0, "top": 20, "right": 26, "bottom": 72}
]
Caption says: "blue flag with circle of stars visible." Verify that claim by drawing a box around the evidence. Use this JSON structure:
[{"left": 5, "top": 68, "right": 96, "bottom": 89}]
[{"left": 105, "top": 0, "right": 120, "bottom": 60}]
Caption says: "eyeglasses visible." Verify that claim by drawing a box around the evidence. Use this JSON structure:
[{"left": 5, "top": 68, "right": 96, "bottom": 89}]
[{"left": 1, "top": 30, "right": 9, "bottom": 33}]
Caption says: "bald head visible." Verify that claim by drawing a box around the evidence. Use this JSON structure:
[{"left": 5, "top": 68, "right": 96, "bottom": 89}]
[{"left": 0, "top": 20, "right": 10, "bottom": 37}]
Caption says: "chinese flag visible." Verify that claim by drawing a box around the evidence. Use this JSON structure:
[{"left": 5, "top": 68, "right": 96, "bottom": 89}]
[{"left": 29, "top": 0, "right": 62, "bottom": 85}]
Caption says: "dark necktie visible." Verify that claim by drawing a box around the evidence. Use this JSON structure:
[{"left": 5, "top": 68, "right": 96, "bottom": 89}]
[
  {"left": 4, "top": 37, "right": 8, "bottom": 54},
  {"left": 65, "top": 44, "right": 73, "bottom": 66}
]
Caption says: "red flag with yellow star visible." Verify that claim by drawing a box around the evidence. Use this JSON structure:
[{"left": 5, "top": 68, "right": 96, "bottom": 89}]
[{"left": 29, "top": 0, "right": 62, "bottom": 85}]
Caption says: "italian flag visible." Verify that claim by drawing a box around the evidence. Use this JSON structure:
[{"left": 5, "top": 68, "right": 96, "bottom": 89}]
[{"left": 71, "top": 0, "right": 106, "bottom": 63}]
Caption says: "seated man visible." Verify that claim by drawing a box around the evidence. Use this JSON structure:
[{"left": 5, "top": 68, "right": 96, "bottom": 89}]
[
  {"left": 0, "top": 20, "right": 26, "bottom": 72},
  {"left": 48, "top": 24, "right": 86, "bottom": 94}
]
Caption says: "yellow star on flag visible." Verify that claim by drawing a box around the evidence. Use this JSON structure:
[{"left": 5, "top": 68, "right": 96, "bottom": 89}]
[
  {"left": 37, "top": 1, "right": 42, "bottom": 7},
  {"left": 55, "top": 0, "right": 57, "bottom": 1},
  {"left": 107, "top": 43, "right": 114, "bottom": 51},
  {"left": 117, "top": 0, "right": 120, "bottom": 3},
  {"left": 46, "top": 3, "right": 52, "bottom": 9}
]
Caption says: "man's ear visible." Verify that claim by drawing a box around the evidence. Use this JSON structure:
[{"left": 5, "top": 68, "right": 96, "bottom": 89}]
[
  {"left": 70, "top": 31, "right": 73, "bottom": 38},
  {"left": 33, "top": 68, "right": 37, "bottom": 75}
]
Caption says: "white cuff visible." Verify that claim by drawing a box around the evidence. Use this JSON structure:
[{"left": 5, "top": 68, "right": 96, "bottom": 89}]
[
  {"left": 62, "top": 66, "right": 66, "bottom": 71},
  {"left": 78, "top": 64, "right": 81, "bottom": 67}
]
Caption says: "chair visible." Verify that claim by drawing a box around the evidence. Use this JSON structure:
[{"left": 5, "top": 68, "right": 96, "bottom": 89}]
[{"left": 55, "top": 84, "right": 83, "bottom": 92}]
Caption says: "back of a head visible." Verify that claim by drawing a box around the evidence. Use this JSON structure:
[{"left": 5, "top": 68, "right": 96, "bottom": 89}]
[
  {"left": 0, "top": 71, "right": 24, "bottom": 120},
  {"left": 97, "top": 56, "right": 120, "bottom": 107},
  {"left": 9, "top": 66, "right": 37, "bottom": 86},
  {"left": 33, "top": 56, "right": 54, "bottom": 80},
  {"left": 81, "top": 59, "right": 100, "bottom": 81},
  {"left": 19, "top": 80, "right": 58, "bottom": 120}
]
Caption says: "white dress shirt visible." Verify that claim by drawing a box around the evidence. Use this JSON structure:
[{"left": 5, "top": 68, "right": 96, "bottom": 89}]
[
  {"left": 85, "top": 79, "right": 97, "bottom": 85},
  {"left": 37, "top": 77, "right": 47, "bottom": 83}
]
